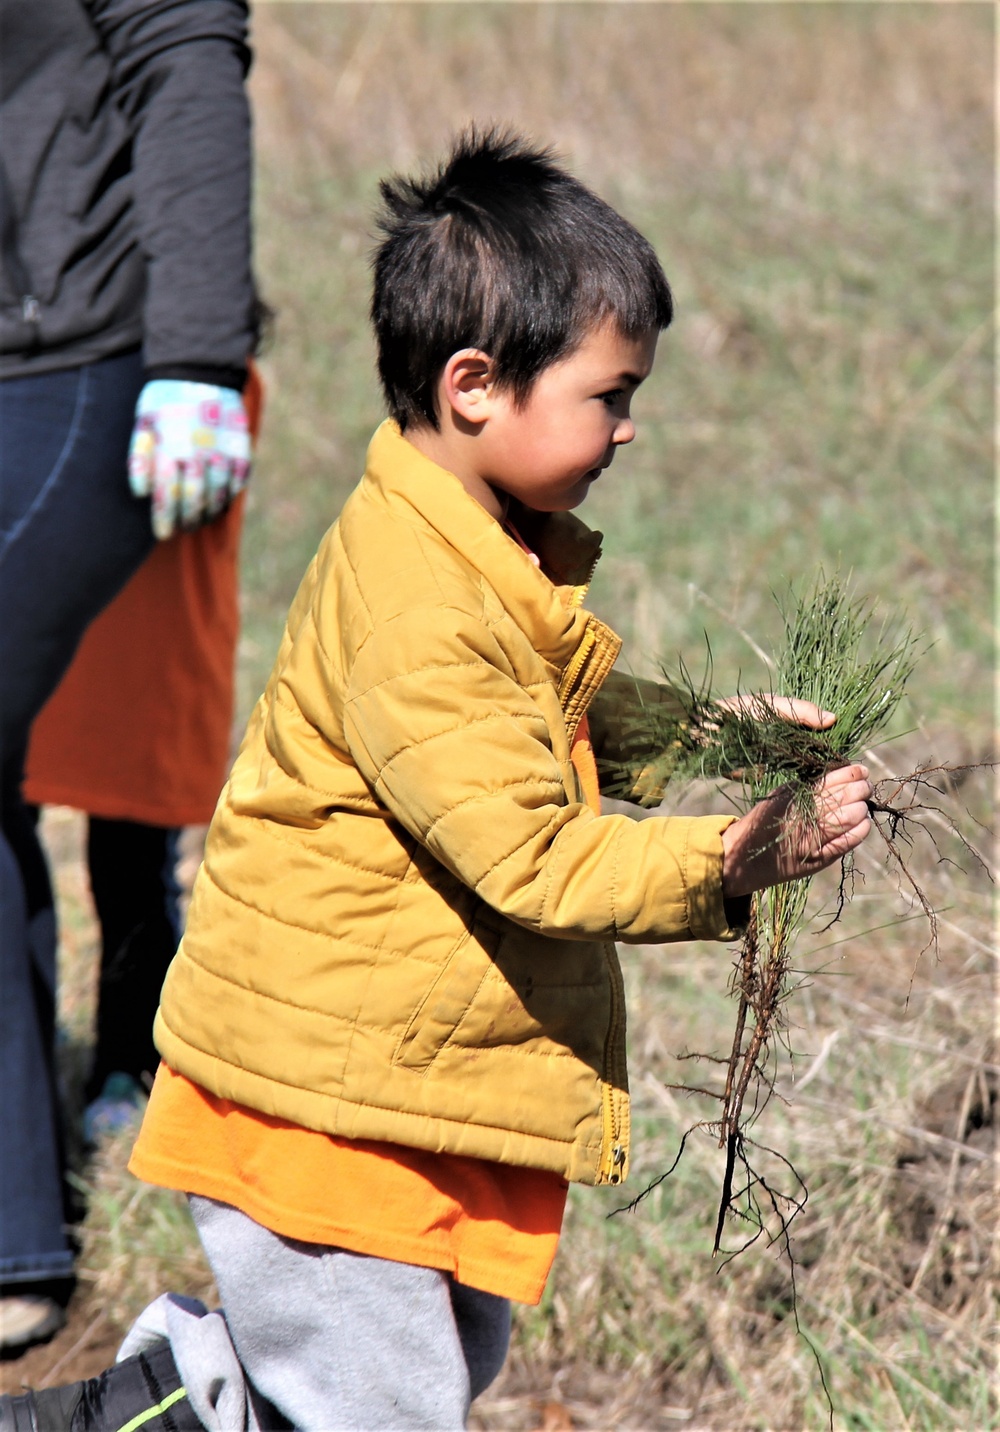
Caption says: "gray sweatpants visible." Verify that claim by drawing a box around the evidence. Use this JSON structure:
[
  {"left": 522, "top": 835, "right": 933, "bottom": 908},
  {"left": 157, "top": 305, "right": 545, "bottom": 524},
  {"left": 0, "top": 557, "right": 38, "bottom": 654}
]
[{"left": 118, "top": 1195, "right": 511, "bottom": 1431}]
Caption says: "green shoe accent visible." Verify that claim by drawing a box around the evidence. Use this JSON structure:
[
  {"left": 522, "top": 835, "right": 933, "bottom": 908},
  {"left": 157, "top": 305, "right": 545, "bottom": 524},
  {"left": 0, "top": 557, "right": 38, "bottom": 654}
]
[{"left": 116, "top": 1385, "right": 187, "bottom": 1432}]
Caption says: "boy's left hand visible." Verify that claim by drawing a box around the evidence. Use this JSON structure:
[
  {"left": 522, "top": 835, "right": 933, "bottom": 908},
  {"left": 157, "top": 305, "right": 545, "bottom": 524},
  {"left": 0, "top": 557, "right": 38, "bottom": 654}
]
[
  {"left": 714, "top": 695, "right": 871, "bottom": 896},
  {"left": 721, "top": 762, "right": 873, "bottom": 897}
]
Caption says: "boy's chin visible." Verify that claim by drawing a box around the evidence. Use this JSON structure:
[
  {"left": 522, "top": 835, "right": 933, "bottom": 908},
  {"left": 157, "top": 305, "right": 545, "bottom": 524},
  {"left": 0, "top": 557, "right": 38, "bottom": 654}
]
[{"left": 520, "top": 489, "right": 592, "bottom": 515}]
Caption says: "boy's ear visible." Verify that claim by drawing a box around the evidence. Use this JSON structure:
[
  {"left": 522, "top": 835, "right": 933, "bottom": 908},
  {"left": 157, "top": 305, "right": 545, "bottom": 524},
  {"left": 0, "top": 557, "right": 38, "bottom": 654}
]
[{"left": 439, "top": 349, "right": 496, "bottom": 427}]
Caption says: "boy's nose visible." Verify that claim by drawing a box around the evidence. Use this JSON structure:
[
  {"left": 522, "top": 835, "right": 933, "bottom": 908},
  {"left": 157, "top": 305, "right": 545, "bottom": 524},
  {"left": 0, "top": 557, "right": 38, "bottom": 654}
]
[{"left": 614, "top": 416, "right": 635, "bottom": 445}]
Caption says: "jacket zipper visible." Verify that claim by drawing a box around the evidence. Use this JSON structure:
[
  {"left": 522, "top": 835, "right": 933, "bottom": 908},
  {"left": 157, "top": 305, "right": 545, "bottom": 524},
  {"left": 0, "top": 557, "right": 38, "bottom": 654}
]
[
  {"left": 598, "top": 945, "right": 629, "bottom": 1183},
  {"left": 557, "top": 545, "right": 601, "bottom": 706},
  {"left": 600, "top": 1085, "right": 626, "bottom": 1183},
  {"left": 568, "top": 550, "right": 601, "bottom": 610},
  {"left": 557, "top": 625, "right": 597, "bottom": 708},
  {"left": 560, "top": 549, "right": 629, "bottom": 1184}
]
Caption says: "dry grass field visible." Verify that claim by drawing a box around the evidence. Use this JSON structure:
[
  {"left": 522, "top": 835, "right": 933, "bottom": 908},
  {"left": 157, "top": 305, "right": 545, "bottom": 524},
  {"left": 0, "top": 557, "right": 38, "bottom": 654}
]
[{"left": 16, "top": 5, "right": 996, "bottom": 1429}]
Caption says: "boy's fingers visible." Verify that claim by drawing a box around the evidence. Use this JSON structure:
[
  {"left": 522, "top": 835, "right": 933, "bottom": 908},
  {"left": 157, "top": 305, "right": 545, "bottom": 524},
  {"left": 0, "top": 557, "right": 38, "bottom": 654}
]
[
  {"left": 814, "top": 814, "right": 873, "bottom": 864},
  {"left": 819, "top": 800, "right": 873, "bottom": 838},
  {"left": 768, "top": 697, "right": 837, "bottom": 729},
  {"left": 723, "top": 767, "right": 875, "bottom": 895},
  {"left": 814, "top": 767, "right": 872, "bottom": 813},
  {"left": 818, "top": 762, "right": 869, "bottom": 786},
  {"left": 817, "top": 779, "right": 873, "bottom": 812},
  {"left": 715, "top": 696, "right": 837, "bottom": 729},
  {"left": 814, "top": 791, "right": 873, "bottom": 844},
  {"left": 796, "top": 808, "right": 872, "bottom": 867}
]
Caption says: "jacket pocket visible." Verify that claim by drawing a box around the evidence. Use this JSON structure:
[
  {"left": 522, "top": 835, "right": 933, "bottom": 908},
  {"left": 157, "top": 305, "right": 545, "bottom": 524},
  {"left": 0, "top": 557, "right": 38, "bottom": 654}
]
[{"left": 391, "top": 916, "right": 502, "bottom": 1074}]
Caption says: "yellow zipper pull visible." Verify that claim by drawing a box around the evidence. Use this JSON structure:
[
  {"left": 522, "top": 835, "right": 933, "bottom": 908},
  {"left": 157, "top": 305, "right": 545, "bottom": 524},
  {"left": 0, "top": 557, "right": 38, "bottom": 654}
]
[
  {"left": 600, "top": 1135, "right": 627, "bottom": 1185},
  {"left": 607, "top": 1141, "right": 626, "bottom": 1184}
]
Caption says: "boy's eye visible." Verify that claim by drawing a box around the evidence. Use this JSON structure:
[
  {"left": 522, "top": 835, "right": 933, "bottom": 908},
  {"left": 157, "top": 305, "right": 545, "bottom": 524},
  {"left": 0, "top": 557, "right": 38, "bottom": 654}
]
[{"left": 599, "top": 389, "right": 624, "bottom": 407}]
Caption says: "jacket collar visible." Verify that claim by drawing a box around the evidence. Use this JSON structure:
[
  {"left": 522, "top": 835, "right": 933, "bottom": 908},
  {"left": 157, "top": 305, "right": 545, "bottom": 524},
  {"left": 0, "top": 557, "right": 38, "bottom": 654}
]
[{"left": 362, "top": 421, "right": 605, "bottom": 670}]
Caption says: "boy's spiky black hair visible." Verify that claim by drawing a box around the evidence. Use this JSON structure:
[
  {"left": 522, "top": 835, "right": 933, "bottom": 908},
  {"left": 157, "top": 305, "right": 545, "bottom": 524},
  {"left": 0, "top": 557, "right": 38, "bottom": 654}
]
[{"left": 371, "top": 126, "right": 673, "bottom": 430}]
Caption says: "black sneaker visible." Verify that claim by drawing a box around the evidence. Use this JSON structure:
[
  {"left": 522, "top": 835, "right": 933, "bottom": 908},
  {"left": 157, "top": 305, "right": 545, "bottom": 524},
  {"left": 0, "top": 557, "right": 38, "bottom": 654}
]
[{"left": 0, "top": 1340, "right": 202, "bottom": 1431}]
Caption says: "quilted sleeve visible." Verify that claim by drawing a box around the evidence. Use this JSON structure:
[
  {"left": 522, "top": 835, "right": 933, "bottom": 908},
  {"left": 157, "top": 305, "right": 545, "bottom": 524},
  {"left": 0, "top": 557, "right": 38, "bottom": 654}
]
[{"left": 342, "top": 605, "right": 739, "bottom": 945}]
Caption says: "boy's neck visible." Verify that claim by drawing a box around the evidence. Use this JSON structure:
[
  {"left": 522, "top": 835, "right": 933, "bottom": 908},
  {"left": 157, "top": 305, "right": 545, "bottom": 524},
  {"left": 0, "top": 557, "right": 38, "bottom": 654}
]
[{"left": 403, "top": 418, "right": 506, "bottom": 521}]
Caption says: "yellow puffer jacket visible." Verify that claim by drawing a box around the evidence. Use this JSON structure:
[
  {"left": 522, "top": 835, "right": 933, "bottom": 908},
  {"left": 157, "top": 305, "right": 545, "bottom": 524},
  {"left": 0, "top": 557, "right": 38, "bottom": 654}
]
[{"left": 155, "top": 421, "right": 742, "bottom": 1186}]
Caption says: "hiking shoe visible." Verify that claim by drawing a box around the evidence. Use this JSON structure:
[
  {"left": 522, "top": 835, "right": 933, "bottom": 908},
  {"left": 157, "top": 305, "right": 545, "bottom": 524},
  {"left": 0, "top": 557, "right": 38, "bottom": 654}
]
[
  {"left": 0, "top": 1295, "right": 64, "bottom": 1353},
  {"left": 0, "top": 1340, "right": 201, "bottom": 1431}
]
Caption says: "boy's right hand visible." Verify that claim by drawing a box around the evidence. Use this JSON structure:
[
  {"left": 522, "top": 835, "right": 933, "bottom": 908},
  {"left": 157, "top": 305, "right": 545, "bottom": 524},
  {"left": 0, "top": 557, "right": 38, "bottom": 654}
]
[{"left": 721, "top": 764, "right": 873, "bottom": 899}]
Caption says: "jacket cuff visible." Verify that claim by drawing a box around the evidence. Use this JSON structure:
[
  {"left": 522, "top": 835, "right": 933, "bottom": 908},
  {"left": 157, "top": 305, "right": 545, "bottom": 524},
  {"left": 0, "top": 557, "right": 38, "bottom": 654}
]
[
  {"left": 145, "top": 363, "right": 247, "bottom": 393},
  {"left": 684, "top": 815, "right": 748, "bottom": 941}
]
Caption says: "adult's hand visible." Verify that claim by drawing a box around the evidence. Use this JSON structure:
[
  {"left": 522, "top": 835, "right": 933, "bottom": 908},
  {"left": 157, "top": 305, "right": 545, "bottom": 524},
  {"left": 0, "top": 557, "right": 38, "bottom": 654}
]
[{"left": 128, "top": 380, "right": 251, "bottom": 540}]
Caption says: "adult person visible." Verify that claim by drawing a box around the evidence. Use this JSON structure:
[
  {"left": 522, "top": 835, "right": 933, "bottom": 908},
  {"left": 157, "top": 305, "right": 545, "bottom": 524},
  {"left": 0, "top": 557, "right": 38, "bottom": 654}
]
[
  {"left": 0, "top": 0, "right": 257, "bottom": 1352},
  {"left": 24, "top": 364, "right": 263, "bottom": 1144}
]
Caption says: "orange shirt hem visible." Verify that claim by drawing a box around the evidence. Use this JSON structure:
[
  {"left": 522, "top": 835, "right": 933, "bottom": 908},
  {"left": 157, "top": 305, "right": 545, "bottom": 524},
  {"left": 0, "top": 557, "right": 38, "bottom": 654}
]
[
  {"left": 128, "top": 1066, "right": 566, "bottom": 1307},
  {"left": 129, "top": 1142, "right": 555, "bottom": 1306}
]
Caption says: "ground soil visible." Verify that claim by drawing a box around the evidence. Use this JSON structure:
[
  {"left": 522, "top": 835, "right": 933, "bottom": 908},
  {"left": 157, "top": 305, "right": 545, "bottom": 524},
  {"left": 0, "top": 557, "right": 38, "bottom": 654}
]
[{"left": 0, "top": 1292, "right": 120, "bottom": 1396}]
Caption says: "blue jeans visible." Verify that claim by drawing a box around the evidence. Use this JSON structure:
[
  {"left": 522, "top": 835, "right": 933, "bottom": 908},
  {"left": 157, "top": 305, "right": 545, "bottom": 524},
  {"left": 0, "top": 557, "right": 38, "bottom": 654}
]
[{"left": 0, "top": 348, "right": 154, "bottom": 1283}]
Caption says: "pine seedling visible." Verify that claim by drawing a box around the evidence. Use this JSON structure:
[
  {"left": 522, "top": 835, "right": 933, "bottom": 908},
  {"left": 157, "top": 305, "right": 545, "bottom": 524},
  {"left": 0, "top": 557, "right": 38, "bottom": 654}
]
[
  {"left": 710, "top": 582, "right": 917, "bottom": 1252},
  {"left": 608, "top": 578, "right": 920, "bottom": 1254},
  {"left": 608, "top": 579, "right": 918, "bottom": 814}
]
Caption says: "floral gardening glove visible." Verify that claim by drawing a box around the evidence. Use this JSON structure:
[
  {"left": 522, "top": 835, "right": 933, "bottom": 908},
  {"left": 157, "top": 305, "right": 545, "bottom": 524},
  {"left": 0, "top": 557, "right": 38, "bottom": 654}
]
[{"left": 128, "top": 380, "right": 251, "bottom": 540}]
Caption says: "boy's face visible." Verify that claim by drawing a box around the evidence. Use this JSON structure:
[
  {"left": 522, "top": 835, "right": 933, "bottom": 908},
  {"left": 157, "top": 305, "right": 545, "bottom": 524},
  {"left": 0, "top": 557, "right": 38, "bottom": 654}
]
[{"left": 479, "top": 323, "right": 659, "bottom": 514}]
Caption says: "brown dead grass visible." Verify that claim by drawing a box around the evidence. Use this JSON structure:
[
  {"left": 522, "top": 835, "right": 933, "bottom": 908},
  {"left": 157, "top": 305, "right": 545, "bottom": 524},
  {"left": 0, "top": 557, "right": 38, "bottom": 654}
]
[{"left": 249, "top": 1, "right": 990, "bottom": 196}]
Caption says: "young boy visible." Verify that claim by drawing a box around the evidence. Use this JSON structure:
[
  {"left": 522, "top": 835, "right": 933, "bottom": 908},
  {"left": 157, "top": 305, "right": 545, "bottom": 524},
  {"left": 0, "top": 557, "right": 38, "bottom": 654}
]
[{"left": 1, "top": 129, "right": 872, "bottom": 1432}]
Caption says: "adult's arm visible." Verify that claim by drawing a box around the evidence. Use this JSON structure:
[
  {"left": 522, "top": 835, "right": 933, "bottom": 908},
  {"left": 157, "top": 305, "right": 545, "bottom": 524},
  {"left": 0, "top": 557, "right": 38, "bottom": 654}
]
[{"left": 86, "top": 0, "right": 255, "bottom": 387}]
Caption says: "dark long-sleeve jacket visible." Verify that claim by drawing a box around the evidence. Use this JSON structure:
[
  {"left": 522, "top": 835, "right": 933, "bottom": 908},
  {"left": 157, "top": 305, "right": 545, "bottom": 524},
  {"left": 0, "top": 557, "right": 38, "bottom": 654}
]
[{"left": 0, "top": 0, "right": 255, "bottom": 385}]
